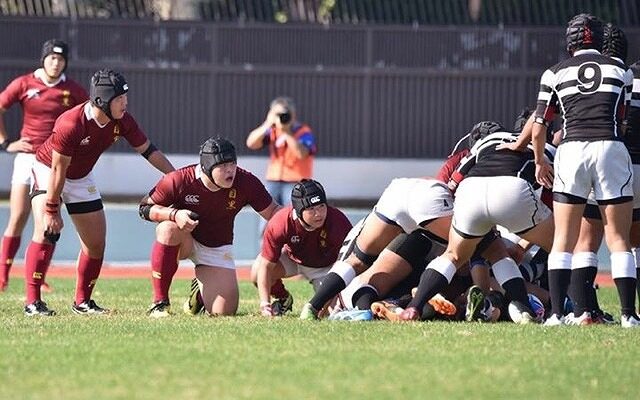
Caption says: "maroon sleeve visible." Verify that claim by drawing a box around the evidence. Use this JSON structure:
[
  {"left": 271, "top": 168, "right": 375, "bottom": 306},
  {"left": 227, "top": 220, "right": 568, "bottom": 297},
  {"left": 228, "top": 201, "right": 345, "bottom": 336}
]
[
  {"left": 436, "top": 149, "right": 468, "bottom": 183},
  {"left": 245, "top": 171, "right": 273, "bottom": 213},
  {"left": 260, "top": 208, "right": 290, "bottom": 262},
  {"left": 120, "top": 114, "right": 149, "bottom": 148},
  {"left": 148, "top": 172, "right": 180, "bottom": 206},
  {"left": 0, "top": 76, "right": 24, "bottom": 110}
]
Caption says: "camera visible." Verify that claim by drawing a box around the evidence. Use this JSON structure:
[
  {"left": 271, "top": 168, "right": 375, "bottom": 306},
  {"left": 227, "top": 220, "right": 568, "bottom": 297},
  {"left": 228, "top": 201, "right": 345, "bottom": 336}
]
[{"left": 278, "top": 111, "right": 292, "bottom": 124}]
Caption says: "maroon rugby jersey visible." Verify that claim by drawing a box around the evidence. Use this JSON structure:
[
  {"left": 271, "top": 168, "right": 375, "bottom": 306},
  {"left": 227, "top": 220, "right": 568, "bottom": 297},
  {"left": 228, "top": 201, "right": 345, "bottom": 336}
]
[
  {"left": 0, "top": 71, "right": 88, "bottom": 150},
  {"left": 149, "top": 164, "right": 273, "bottom": 247},
  {"left": 261, "top": 206, "right": 352, "bottom": 268},
  {"left": 36, "top": 103, "right": 148, "bottom": 179}
]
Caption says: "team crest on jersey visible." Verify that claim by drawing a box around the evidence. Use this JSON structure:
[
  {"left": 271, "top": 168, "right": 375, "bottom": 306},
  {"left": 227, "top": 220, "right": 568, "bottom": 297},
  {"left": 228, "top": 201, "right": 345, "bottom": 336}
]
[
  {"left": 320, "top": 230, "right": 327, "bottom": 238},
  {"left": 229, "top": 189, "right": 237, "bottom": 199},
  {"left": 184, "top": 195, "right": 200, "bottom": 205},
  {"left": 26, "top": 88, "right": 40, "bottom": 99},
  {"left": 62, "top": 90, "right": 71, "bottom": 106},
  {"left": 113, "top": 124, "right": 120, "bottom": 142},
  {"left": 87, "top": 186, "right": 97, "bottom": 194},
  {"left": 291, "top": 235, "right": 301, "bottom": 244},
  {"left": 226, "top": 200, "right": 236, "bottom": 210}
]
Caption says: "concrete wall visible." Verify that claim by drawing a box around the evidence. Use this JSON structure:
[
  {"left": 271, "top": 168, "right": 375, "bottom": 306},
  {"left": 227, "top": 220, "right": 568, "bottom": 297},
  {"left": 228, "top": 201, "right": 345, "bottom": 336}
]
[{"left": 0, "top": 153, "right": 444, "bottom": 202}]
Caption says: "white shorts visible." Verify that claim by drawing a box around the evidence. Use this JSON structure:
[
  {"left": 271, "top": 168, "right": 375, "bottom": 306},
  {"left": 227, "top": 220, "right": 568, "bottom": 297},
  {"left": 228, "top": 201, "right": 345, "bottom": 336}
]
[
  {"left": 11, "top": 153, "right": 35, "bottom": 186},
  {"left": 279, "top": 252, "right": 330, "bottom": 284},
  {"left": 453, "top": 176, "right": 551, "bottom": 237},
  {"left": 336, "top": 216, "right": 367, "bottom": 262},
  {"left": 32, "top": 160, "right": 102, "bottom": 204},
  {"left": 554, "top": 141, "right": 633, "bottom": 201},
  {"left": 374, "top": 178, "right": 454, "bottom": 233},
  {"left": 189, "top": 241, "right": 235, "bottom": 269}
]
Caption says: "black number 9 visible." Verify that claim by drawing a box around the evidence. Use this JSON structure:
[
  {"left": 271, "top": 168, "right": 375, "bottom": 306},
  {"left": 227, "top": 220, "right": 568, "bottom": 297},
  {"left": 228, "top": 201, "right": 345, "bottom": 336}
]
[{"left": 577, "top": 62, "right": 602, "bottom": 94}]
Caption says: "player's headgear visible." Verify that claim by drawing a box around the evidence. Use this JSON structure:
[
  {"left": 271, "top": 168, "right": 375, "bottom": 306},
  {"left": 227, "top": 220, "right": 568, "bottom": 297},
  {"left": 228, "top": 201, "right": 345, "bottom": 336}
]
[
  {"left": 565, "top": 13, "right": 603, "bottom": 54},
  {"left": 199, "top": 137, "right": 237, "bottom": 181},
  {"left": 90, "top": 69, "right": 129, "bottom": 120},
  {"left": 513, "top": 108, "right": 533, "bottom": 133},
  {"left": 41, "top": 39, "right": 69, "bottom": 71},
  {"left": 468, "top": 121, "right": 504, "bottom": 147},
  {"left": 291, "top": 179, "right": 327, "bottom": 219},
  {"left": 602, "top": 23, "right": 628, "bottom": 63}
]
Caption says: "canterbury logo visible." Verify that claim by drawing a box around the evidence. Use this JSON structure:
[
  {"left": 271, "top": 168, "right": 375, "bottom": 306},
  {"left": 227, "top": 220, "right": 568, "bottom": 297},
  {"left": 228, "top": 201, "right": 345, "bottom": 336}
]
[
  {"left": 26, "top": 88, "right": 40, "bottom": 99},
  {"left": 184, "top": 195, "right": 200, "bottom": 204},
  {"left": 309, "top": 195, "right": 321, "bottom": 204},
  {"left": 33, "top": 272, "right": 43, "bottom": 280},
  {"left": 291, "top": 235, "right": 300, "bottom": 244},
  {"left": 152, "top": 271, "right": 161, "bottom": 279},
  {"left": 80, "top": 136, "right": 91, "bottom": 146}
]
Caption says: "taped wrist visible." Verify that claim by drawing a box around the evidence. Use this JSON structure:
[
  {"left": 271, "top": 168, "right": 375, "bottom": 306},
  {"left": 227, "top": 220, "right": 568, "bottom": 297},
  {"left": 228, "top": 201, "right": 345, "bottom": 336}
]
[{"left": 45, "top": 201, "right": 60, "bottom": 215}]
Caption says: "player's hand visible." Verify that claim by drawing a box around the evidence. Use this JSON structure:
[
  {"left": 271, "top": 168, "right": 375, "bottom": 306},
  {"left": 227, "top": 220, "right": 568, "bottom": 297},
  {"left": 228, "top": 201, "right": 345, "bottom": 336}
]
[
  {"left": 43, "top": 212, "right": 64, "bottom": 241},
  {"left": 175, "top": 209, "right": 199, "bottom": 232},
  {"left": 535, "top": 162, "right": 554, "bottom": 189},
  {"left": 495, "top": 142, "right": 525, "bottom": 152},
  {"left": 265, "top": 110, "right": 279, "bottom": 126},
  {"left": 260, "top": 303, "right": 275, "bottom": 317},
  {"left": 7, "top": 138, "right": 33, "bottom": 153}
]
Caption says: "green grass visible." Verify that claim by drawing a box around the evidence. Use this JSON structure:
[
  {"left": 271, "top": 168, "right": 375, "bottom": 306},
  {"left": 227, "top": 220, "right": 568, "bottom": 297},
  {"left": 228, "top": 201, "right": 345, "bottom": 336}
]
[{"left": 1, "top": 278, "right": 639, "bottom": 400}]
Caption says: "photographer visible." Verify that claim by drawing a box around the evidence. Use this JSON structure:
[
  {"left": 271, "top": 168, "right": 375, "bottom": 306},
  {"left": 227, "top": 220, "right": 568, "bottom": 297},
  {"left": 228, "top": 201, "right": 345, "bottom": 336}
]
[{"left": 246, "top": 96, "right": 317, "bottom": 206}]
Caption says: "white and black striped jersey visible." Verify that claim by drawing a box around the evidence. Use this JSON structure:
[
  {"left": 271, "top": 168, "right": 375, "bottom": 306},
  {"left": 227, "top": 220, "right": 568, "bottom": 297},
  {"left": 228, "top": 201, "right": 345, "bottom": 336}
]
[
  {"left": 455, "top": 131, "right": 555, "bottom": 188},
  {"left": 627, "top": 61, "right": 640, "bottom": 163},
  {"left": 534, "top": 49, "right": 633, "bottom": 143}
]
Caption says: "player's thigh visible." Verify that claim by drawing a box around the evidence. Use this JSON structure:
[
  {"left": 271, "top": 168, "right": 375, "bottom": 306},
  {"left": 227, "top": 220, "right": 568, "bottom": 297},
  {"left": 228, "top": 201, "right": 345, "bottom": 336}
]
[
  {"left": 6, "top": 183, "right": 31, "bottom": 232},
  {"left": 70, "top": 209, "right": 107, "bottom": 256},
  {"left": 354, "top": 212, "right": 403, "bottom": 256}
]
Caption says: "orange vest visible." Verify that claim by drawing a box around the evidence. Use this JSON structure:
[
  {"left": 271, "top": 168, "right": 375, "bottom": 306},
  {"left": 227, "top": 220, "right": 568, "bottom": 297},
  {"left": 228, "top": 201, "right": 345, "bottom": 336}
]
[{"left": 265, "top": 124, "right": 314, "bottom": 182}]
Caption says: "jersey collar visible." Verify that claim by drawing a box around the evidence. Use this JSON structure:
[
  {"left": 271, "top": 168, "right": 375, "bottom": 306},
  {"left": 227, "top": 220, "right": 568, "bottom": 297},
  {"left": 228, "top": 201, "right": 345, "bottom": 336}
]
[
  {"left": 83, "top": 102, "right": 109, "bottom": 128},
  {"left": 33, "top": 68, "right": 66, "bottom": 87}
]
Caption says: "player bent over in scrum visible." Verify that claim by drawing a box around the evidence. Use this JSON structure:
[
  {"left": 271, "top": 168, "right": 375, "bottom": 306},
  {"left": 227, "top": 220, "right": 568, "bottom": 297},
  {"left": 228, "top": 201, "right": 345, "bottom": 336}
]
[
  {"left": 139, "top": 137, "right": 279, "bottom": 317},
  {"left": 299, "top": 177, "right": 454, "bottom": 320},
  {"left": 250, "top": 179, "right": 352, "bottom": 317}
]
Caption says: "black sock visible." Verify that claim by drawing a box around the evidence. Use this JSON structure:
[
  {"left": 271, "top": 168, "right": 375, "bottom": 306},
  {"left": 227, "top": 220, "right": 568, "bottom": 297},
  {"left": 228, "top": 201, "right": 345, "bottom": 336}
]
[
  {"left": 501, "top": 277, "right": 529, "bottom": 304},
  {"left": 569, "top": 267, "right": 597, "bottom": 315},
  {"left": 407, "top": 268, "right": 448, "bottom": 310},
  {"left": 352, "top": 286, "right": 378, "bottom": 310},
  {"left": 548, "top": 269, "right": 571, "bottom": 316},
  {"left": 421, "top": 303, "right": 437, "bottom": 320},
  {"left": 614, "top": 277, "right": 637, "bottom": 316},
  {"left": 309, "top": 272, "right": 347, "bottom": 311}
]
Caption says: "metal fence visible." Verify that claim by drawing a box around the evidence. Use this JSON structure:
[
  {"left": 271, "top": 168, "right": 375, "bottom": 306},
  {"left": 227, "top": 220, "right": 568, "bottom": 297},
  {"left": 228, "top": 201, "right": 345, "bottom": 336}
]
[{"left": 1, "top": 17, "right": 639, "bottom": 158}]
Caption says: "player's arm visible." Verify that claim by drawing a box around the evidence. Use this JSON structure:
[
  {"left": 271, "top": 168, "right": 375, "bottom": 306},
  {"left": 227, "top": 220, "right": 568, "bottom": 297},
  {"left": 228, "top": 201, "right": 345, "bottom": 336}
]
[
  {"left": 43, "top": 150, "right": 71, "bottom": 236},
  {"left": 138, "top": 195, "right": 198, "bottom": 232},
  {"left": 0, "top": 107, "right": 32, "bottom": 153},
  {"left": 258, "top": 201, "right": 281, "bottom": 221},
  {"left": 496, "top": 114, "right": 535, "bottom": 152},
  {"left": 254, "top": 254, "right": 279, "bottom": 315},
  {"left": 134, "top": 139, "right": 174, "bottom": 174}
]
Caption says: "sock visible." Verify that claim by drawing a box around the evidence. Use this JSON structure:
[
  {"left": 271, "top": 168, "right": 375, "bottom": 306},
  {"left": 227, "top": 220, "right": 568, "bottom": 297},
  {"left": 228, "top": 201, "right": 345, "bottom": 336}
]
[
  {"left": 615, "top": 278, "right": 637, "bottom": 316},
  {"left": 270, "top": 278, "right": 289, "bottom": 300},
  {"left": 421, "top": 303, "right": 437, "bottom": 320},
  {"left": 501, "top": 277, "right": 529, "bottom": 304},
  {"left": 548, "top": 270, "right": 571, "bottom": 316},
  {"left": 0, "top": 235, "right": 21, "bottom": 288},
  {"left": 150, "top": 241, "right": 180, "bottom": 303},
  {"left": 23, "top": 241, "right": 55, "bottom": 304},
  {"left": 407, "top": 268, "right": 449, "bottom": 310},
  {"left": 352, "top": 285, "right": 378, "bottom": 310},
  {"left": 75, "top": 251, "right": 103, "bottom": 304},
  {"left": 636, "top": 267, "right": 640, "bottom": 310},
  {"left": 569, "top": 267, "right": 597, "bottom": 316},
  {"left": 309, "top": 272, "right": 347, "bottom": 311}
]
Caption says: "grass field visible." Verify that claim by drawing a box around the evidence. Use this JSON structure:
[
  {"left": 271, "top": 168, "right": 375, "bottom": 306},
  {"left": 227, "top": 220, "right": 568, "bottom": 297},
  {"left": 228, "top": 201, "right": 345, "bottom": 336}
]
[{"left": 1, "top": 277, "right": 639, "bottom": 400}]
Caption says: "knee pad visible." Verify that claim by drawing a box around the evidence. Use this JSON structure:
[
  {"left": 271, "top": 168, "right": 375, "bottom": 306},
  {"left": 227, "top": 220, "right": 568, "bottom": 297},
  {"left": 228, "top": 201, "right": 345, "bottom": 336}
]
[
  {"left": 353, "top": 242, "right": 377, "bottom": 268},
  {"left": 386, "top": 231, "right": 433, "bottom": 271}
]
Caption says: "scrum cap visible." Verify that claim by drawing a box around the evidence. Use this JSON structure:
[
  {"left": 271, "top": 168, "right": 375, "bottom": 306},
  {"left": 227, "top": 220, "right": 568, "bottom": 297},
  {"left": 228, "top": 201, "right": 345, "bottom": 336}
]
[
  {"left": 513, "top": 108, "right": 533, "bottom": 133},
  {"left": 468, "top": 121, "right": 504, "bottom": 147},
  {"left": 90, "top": 69, "right": 128, "bottom": 120},
  {"left": 291, "top": 179, "right": 327, "bottom": 218},
  {"left": 41, "top": 39, "right": 69, "bottom": 70},
  {"left": 566, "top": 13, "right": 603, "bottom": 54},
  {"left": 199, "top": 137, "right": 237, "bottom": 180},
  {"left": 602, "top": 23, "right": 628, "bottom": 63}
]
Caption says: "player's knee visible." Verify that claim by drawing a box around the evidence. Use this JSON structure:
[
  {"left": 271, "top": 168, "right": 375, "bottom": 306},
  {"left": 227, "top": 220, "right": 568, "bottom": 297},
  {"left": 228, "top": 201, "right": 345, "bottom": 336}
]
[{"left": 155, "top": 220, "right": 182, "bottom": 240}]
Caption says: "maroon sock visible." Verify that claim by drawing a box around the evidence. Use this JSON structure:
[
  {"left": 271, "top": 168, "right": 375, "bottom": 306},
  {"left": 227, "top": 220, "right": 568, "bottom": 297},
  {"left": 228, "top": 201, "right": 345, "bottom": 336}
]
[
  {"left": 0, "top": 235, "right": 21, "bottom": 288},
  {"left": 24, "top": 241, "right": 54, "bottom": 304},
  {"left": 151, "top": 241, "right": 180, "bottom": 303},
  {"left": 270, "top": 278, "right": 289, "bottom": 299},
  {"left": 75, "top": 251, "right": 103, "bottom": 304}
]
